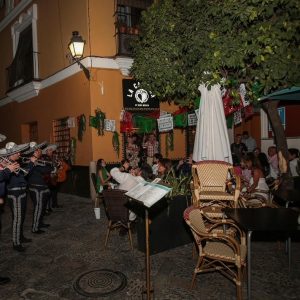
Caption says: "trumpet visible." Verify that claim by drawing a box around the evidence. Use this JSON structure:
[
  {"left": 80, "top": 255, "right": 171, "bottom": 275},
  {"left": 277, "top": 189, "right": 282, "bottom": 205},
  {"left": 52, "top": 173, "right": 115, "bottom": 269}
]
[
  {"left": 0, "top": 156, "right": 28, "bottom": 175},
  {"left": 20, "top": 156, "right": 54, "bottom": 167}
]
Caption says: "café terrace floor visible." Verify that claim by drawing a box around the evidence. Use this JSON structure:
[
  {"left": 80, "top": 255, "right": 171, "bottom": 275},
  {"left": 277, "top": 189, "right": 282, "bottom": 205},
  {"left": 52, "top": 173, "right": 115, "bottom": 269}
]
[{"left": 0, "top": 193, "right": 300, "bottom": 300}]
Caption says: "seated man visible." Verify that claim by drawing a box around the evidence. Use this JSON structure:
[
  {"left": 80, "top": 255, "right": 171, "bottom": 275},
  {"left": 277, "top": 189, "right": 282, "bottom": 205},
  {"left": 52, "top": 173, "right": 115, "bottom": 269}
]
[
  {"left": 110, "top": 165, "right": 144, "bottom": 192},
  {"left": 110, "top": 165, "right": 153, "bottom": 225},
  {"left": 176, "top": 153, "right": 193, "bottom": 177}
]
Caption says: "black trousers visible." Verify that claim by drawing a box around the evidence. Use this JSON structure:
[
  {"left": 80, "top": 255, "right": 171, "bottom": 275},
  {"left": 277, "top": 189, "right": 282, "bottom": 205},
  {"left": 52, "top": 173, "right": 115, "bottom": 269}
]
[
  {"left": 29, "top": 186, "right": 50, "bottom": 232},
  {"left": 47, "top": 185, "right": 59, "bottom": 208},
  {"left": 7, "top": 189, "right": 27, "bottom": 246}
]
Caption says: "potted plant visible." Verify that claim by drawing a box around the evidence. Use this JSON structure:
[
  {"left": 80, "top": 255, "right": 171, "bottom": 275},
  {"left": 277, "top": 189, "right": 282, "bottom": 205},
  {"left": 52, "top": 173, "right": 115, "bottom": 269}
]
[{"left": 117, "top": 20, "right": 127, "bottom": 34}]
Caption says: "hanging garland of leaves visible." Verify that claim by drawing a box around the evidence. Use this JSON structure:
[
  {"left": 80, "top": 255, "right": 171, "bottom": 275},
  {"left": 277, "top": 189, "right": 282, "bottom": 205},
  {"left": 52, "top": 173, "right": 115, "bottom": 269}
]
[
  {"left": 112, "top": 131, "right": 120, "bottom": 157},
  {"left": 70, "top": 137, "right": 77, "bottom": 165},
  {"left": 165, "top": 131, "right": 174, "bottom": 157},
  {"left": 95, "top": 108, "right": 106, "bottom": 136},
  {"left": 77, "top": 114, "right": 86, "bottom": 141}
]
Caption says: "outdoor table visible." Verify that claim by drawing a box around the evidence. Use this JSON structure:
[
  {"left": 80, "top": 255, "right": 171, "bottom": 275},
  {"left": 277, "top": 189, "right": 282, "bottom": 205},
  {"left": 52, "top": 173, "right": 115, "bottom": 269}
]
[{"left": 224, "top": 207, "right": 300, "bottom": 300}]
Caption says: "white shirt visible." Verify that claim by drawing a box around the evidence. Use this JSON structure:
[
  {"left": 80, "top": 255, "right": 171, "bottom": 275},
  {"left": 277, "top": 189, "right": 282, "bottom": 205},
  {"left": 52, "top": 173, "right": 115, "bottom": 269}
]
[
  {"left": 289, "top": 159, "right": 299, "bottom": 177},
  {"left": 242, "top": 136, "right": 257, "bottom": 152},
  {"left": 110, "top": 167, "right": 144, "bottom": 191},
  {"left": 152, "top": 163, "right": 159, "bottom": 176}
]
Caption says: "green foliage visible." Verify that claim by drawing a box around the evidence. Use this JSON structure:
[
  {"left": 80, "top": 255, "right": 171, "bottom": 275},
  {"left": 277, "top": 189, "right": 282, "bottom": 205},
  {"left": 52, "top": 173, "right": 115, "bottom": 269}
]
[
  {"left": 131, "top": 0, "right": 300, "bottom": 106},
  {"left": 163, "top": 169, "right": 192, "bottom": 198},
  {"left": 112, "top": 131, "right": 120, "bottom": 157}
]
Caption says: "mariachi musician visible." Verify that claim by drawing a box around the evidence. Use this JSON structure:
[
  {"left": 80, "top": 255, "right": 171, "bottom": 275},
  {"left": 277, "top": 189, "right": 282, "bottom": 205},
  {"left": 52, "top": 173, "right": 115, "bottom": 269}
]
[
  {"left": 24, "top": 141, "right": 51, "bottom": 234},
  {"left": 42, "top": 144, "right": 61, "bottom": 211},
  {"left": 0, "top": 142, "right": 37, "bottom": 252},
  {"left": 0, "top": 138, "right": 20, "bottom": 285},
  {"left": 0, "top": 133, "right": 13, "bottom": 285},
  {"left": 0, "top": 133, "right": 9, "bottom": 204}
]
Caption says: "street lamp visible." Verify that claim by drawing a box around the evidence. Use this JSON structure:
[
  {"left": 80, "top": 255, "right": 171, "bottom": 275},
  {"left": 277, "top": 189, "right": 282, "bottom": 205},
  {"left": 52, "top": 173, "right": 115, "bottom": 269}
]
[{"left": 68, "top": 31, "right": 90, "bottom": 80}]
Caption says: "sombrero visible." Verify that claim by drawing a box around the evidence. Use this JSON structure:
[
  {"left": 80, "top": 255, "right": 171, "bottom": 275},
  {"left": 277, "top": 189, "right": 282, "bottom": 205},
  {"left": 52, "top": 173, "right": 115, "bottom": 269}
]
[
  {"left": 0, "top": 134, "right": 6, "bottom": 142},
  {"left": 23, "top": 141, "right": 48, "bottom": 155},
  {"left": 42, "top": 144, "right": 58, "bottom": 154},
  {"left": 0, "top": 142, "right": 29, "bottom": 157}
]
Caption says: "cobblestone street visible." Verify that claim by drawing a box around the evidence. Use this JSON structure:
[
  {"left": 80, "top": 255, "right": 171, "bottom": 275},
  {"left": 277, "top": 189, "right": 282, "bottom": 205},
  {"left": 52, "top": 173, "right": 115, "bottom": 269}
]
[{"left": 0, "top": 194, "right": 299, "bottom": 300}]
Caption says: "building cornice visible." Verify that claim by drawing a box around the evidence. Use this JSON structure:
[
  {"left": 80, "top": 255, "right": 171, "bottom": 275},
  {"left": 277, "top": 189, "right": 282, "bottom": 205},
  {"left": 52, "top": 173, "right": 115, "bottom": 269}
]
[
  {"left": 115, "top": 57, "right": 134, "bottom": 76},
  {"left": 0, "top": 96, "right": 13, "bottom": 107},
  {"left": 0, "top": 0, "right": 33, "bottom": 32},
  {"left": 6, "top": 81, "right": 41, "bottom": 102},
  {"left": 0, "top": 56, "right": 134, "bottom": 106}
]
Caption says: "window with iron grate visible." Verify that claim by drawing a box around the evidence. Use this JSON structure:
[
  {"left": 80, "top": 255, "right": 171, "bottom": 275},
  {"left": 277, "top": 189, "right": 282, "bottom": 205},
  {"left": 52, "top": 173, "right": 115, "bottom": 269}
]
[
  {"left": 29, "top": 122, "right": 38, "bottom": 141},
  {"left": 52, "top": 118, "right": 71, "bottom": 159},
  {"left": 115, "top": 0, "right": 153, "bottom": 55},
  {"left": 7, "top": 25, "right": 34, "bottom": 89}
]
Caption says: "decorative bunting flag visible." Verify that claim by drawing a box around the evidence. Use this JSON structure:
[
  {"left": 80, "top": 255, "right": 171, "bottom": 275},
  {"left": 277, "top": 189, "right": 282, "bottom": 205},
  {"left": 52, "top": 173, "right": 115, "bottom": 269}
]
[
  {"left": 133, "top": 115, "right": 157, "bottom": 133},
  {"left": 233, "top": 110, "right": 242, "bottom": 125},
  {"left": 173, "top": 112, "right": 188, "bottom": 127},
  {"left": 67, "top": 117, "right": 76, "bottom": 128},
  {"left": 157, "top": 116, "right": 173, "bottom": 132},
  {"left": 104, "top": 119, "right": 116, "bottom": 132},
  {"left": 188, "top": 113, "right": 197, "bottom": 126}
]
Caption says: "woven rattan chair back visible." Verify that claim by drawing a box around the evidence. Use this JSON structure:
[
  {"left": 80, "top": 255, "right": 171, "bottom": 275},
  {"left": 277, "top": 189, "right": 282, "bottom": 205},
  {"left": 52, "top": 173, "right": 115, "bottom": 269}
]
[
  {"left": 184, "top": 206, "right": 207, "bottom": 234},
  {"left": 184, "top": 205, "right": 246, "bottom": 299},
  {"left": 192, "top": 160, "right": 231, "bottom": 192},
  {"left": 191, "top": 160, "right": 241, "bottom": 208},
  {"left": 102, "top": 189, "right": 129, "bottom": 223},
  {"left": 102, "top": 189, "right": 133, "bottom": 250}
]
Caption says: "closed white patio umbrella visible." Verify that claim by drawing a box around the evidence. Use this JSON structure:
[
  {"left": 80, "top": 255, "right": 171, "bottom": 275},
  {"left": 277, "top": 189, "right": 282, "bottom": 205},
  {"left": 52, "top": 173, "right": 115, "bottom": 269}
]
[{"left": 193, "top": 84, "right": 232, "bottom": 164}]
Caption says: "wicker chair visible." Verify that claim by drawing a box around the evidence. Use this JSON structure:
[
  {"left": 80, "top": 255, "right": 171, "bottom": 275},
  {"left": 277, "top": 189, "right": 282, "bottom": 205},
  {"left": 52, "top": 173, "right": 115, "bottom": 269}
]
[
  {"left": 191, "top": 160, "right": 241, "bottom": 208},
  {"left": 102, "top": 189, "right": 133, "bottom": 250},
  {"left": 184, "top": 206, "right": 246, "bottom": 300}
]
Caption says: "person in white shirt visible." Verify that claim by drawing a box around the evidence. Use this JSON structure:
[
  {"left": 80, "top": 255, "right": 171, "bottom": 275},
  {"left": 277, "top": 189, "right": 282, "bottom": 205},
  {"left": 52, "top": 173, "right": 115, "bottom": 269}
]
[
  {"left": 242, "top": 131, "right": 257, "bottom": 153},
  {"left": 110, "top": 164, "right": 153, "bottom": 221},
  {"left": 152, "top": 153, "right": 163, "bottom": 176},
  {"left": 110, "top": 166, "right": 144, "bottom": 191},
  {"left": 288, "top": 148, "right": 299, "bottom": 177},
  {"left": 268, "top": 146, "right": 279, "bottom": 179}
]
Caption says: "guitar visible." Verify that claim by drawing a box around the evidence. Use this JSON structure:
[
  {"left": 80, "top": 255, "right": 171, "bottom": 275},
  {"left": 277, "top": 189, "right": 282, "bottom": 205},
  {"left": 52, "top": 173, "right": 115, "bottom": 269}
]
[
  {"left": 57, "top": 160, "right": 71, "bottom": 183},
  {"left": 43, "top": 172, "right": 58, "bottom": 186}
]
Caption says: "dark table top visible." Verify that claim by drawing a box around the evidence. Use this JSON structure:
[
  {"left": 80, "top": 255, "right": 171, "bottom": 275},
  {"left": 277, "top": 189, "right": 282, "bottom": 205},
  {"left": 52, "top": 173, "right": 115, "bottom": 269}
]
[{"left": 224, "top": 208, "right": 300, "bottom": 232}]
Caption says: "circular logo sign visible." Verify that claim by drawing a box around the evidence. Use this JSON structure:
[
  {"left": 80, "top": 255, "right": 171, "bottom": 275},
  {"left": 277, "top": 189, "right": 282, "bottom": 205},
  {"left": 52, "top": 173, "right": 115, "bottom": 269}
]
[{"left": 135, "top": 89, "right": 149, "bottom": 103}]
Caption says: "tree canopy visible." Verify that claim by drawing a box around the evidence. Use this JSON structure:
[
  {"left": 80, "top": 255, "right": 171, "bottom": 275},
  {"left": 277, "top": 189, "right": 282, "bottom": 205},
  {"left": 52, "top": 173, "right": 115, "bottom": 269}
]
[{"left": 131, "top": 0, "right": 300, "bottom": 107}]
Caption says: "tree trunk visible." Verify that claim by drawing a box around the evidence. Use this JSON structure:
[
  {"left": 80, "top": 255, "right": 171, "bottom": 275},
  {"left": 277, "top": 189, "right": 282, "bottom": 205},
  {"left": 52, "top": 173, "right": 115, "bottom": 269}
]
[{"left": 262, "top": 101, "right": 293, "bottom": 202}]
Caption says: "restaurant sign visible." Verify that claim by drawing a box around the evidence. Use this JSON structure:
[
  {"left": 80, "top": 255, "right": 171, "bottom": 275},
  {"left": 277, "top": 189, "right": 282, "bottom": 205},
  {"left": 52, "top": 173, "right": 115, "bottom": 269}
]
[{"left": 123, "top": 79, "right": 159, "bottom": 110}]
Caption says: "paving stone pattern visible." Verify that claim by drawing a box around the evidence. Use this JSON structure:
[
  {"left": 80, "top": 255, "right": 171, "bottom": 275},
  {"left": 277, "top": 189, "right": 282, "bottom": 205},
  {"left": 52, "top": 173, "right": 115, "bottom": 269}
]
[{"left": 0, "top": 194, "right": 300, "bottom": 299}]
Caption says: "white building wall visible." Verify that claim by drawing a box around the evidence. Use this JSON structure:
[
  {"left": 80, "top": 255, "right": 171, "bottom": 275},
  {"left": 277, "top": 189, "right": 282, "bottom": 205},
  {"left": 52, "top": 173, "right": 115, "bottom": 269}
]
[{"left": 260, "top": 109, "right": 300, "bottom": 153}]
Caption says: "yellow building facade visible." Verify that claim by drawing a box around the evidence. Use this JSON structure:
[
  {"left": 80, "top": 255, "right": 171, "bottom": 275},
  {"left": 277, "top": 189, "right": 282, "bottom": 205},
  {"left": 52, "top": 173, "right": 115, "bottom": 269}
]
[{"left": 0, "top": 0, "right": 187, "bottom": 172}]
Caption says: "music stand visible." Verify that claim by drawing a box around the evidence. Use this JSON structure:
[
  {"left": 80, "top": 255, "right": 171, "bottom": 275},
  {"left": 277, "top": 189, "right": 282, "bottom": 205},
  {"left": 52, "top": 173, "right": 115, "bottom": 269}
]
[
  {"left": 127, "top": 198, "right": 153, "bottom": 299},
  {"left": 125, "top": 179, "right": 171, "bottom": 300}
]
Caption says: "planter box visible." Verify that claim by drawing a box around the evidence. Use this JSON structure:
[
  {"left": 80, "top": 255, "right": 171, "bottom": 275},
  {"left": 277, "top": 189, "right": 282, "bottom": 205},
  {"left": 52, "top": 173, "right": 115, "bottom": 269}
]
[{"left": 133, "top": 195, "right": 193, "bottom": 255}]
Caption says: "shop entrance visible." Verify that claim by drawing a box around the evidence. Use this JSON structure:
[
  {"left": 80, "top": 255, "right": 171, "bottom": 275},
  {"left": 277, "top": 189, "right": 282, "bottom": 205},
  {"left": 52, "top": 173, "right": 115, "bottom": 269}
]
[{"left": 121, "top": 110, "right": 160, "bottom": 167}]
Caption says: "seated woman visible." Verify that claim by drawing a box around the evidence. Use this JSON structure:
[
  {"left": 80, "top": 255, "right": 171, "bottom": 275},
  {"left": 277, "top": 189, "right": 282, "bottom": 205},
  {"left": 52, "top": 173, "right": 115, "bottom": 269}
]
[
  {"left": 152, "top": 153, "right": 163, "bottom": 176},
  {"left": 288, "top": 148, "right": 299, "bottom": 177},
  {"left": 268, "top": 146, "right": 279, "bottom": 179},
  {"left": 96, "top": 159, "right": 112, "bottom": 193},
  {"left": 157, "top": 158, "right": 175, "bottom": 181},
  {"left": 244, "top": 153, "right": 269, "bottom": 201}
]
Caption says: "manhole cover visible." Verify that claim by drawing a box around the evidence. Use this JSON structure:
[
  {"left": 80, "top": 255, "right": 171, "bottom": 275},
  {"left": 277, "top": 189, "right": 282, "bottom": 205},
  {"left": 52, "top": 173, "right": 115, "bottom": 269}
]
[{"left": 73, "top": 269, "right": 127, "bottom": 297}]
